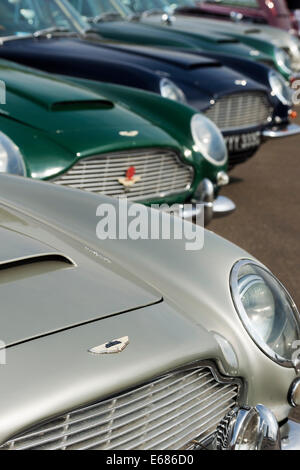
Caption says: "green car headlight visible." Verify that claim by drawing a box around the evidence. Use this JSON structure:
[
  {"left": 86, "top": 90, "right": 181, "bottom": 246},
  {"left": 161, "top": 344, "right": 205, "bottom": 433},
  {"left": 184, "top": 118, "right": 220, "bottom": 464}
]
[
  {"left": 231, "top": 259, "right": 300, "bottom": 367},
  {"left": 0, "top": 132, "right": 26, "bottom": 176},
  {"left": 269, "top": 70, "right": 292, "bottom": 106},
  {"left": 275, "top": 47, "right": 292, "bottom": 76},
  {"left": 159, "top": 78, "right": 186, "bottom": 104},
  {"left": 191, "top": 113, "right": 227, "bottom": 166}
]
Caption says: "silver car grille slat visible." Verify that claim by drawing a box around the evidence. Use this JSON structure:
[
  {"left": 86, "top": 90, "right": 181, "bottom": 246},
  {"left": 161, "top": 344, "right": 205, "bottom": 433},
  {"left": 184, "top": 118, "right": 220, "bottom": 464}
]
[
  {"left": 48, "top": 383, "right": 233, "bottom": 451},
  {"left": 204, "top": 92, "right": 272, "bottom": 131},
  {"left": 2, "top": 366, "right": 240, "bottom": 450},
  {"left": 10, "top": 371, "right": 211, "bottom": 449},
  {"left": 54, "top": 148, "right": 194, "bottom": 201}
]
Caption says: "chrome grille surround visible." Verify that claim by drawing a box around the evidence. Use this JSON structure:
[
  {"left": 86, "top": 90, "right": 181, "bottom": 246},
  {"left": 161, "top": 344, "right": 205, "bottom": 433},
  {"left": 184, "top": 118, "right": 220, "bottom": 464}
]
[
  {"left": 1, "top": 363, "right": 242, "bottom": 450},
  {"left": 53, "top": 148, "right": 194, "bottom": 201},
  {"left": 204, "top": 92, "right": 273, "bottom": 132}
]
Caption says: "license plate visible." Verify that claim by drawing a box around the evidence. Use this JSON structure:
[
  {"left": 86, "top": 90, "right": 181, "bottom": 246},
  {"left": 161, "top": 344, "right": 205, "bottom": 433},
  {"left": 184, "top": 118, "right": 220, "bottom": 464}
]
[{"left": 225, "top": 131, "right": 261, "bottom": 153}]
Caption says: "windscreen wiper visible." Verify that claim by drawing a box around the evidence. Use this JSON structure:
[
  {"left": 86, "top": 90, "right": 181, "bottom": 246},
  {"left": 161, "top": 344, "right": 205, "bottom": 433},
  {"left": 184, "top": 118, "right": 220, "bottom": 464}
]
[
  {"left": 33, "top": 26, "right": 78, "bottom": 38},
  {"left": 88, "top": 12, "right": 123, "bottom": 24},
  {"left": 141, "top": 9, "right": 166, "bottom": 18}
]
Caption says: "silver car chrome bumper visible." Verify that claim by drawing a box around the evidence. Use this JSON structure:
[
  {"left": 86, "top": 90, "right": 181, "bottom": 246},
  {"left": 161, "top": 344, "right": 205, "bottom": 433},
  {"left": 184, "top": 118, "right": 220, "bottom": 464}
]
[
  {"left": 281, "top": 419, "right": 300, "bottom": 450},
  {"left": 191, "top": 178, "right": 235, "bottom": 224},
  {"left": 162, "top": 178, "right": 235, "bottom": 223},
  {"left": 263, "top": 123, "right": 300, "bottom": 139}
]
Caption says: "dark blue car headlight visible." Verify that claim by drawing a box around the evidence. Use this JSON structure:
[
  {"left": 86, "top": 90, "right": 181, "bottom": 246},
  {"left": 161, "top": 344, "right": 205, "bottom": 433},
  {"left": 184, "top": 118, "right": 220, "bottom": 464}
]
[{"left": 159, "top": 78, "right": 187, "bottom": 104}]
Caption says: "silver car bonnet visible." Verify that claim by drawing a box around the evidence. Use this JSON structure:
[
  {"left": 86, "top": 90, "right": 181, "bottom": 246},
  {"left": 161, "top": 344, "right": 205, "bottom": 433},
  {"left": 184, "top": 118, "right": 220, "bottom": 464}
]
[{"left": 0, "top": 221, "right": 161, "bottom": 347}]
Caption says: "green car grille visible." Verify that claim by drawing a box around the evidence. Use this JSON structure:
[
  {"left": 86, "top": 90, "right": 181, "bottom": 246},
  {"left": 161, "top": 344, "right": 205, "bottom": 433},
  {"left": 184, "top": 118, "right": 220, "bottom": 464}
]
[
  {"left": 54, "top": 148, "right": 194, "bottom": 201},
  {"left": 1, "top": 365, "right": 241, "bottom": 450}
]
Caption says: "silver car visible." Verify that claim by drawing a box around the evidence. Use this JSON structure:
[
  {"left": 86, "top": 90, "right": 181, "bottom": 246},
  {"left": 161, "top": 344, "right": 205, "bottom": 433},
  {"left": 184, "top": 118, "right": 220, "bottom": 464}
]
[{"left": 0, "top": 174, "right": 299, "bottom": 450}]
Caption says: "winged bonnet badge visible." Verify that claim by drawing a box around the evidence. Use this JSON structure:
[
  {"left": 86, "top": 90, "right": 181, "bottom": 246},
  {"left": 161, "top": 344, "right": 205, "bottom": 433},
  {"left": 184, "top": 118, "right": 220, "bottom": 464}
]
[
  {"left": 88, "top": 336, "right": 129, "bottom": 355},
  {"left": 118, "top": 166, "right": 141, "bottom": 188}
]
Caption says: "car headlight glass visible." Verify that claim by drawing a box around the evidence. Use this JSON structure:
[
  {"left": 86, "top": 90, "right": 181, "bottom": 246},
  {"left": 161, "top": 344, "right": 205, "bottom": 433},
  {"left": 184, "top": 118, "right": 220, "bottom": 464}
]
[
  {"left": 231, "top": 260, "right": 300, "bottom": 366},
  {"left": 159, "top": 78, "right": 187, "bottom": 104},
  {"left": 191, "top": 113, "right": 227, "bottom": 166},
  {"left": 269, "top": 70, "right": 292, "bottom": 106},
  {"left": 289, "top": 36, "right": 300, "bottom": 59},
  {"left": 275, "top": 47, "right": 292, "bottom": 75},
  {"left": 0, "top": 132, "right": 26, "bottom": 176}
]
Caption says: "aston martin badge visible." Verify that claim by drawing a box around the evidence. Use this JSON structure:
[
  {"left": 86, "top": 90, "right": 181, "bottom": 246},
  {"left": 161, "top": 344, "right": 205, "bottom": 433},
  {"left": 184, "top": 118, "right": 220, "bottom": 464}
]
[{"left": 88, "top": 336, "right": 129, "bottom": 355}]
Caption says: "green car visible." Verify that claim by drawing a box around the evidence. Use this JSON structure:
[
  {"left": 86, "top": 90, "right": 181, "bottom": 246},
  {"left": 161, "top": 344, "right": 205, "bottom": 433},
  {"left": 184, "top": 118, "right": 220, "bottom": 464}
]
[
  {"left": 69, "top": 0, "right": 296, "bottom": 79},
  {"left": 0, "top": 59, "right": 233, "bottom": 222}
]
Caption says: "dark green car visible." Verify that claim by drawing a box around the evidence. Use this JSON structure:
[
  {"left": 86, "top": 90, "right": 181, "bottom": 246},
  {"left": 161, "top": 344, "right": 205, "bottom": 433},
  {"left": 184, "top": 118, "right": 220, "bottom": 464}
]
[
  {"left": 68, "top": 0, "right": 295, "bottom": 79},
  {"left": 0, "top": 59, "right": 233, "bottom": 222}
]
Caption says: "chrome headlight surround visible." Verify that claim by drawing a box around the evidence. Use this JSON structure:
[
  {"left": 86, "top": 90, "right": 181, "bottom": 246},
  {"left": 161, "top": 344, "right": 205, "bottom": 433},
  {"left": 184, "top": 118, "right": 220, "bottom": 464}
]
[
  {"left": 230, "top": 259, "right": 300, "bottom": 368},
  {"left": 275, "top": 47, "right": 292, "bottom": 76},
  {"left": 269, "top": 70, "right": 292, "bottom": 106},
  {"left": 190, "top": 113, "right": 227, "bottom": 167},
  {"left": 0, "top": 132, "right": 26, "bottom": 176},
  {"left": 159, "top": 78, "right": 187, "bottom": 104}
]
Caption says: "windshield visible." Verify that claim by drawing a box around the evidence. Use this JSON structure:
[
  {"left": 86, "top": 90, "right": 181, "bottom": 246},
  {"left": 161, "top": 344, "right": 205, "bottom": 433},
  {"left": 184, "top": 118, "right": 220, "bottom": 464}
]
[
  {"left": 69, "top": 0, "right": 132, "bottom": 19},
  {"left": 0, "top": 0, "right": 89, "bottom": 38},
  {"left": 120, "top": 0, "right": 187, "bottom": 14}
]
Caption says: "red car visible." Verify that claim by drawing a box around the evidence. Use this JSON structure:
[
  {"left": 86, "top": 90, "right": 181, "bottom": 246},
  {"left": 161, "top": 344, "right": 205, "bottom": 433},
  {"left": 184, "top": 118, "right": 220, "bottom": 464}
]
[
  {"left": 178, "top": 0, "right": 297, "bottom": 34},
  {"left": 287, "top": 1, "right": 300, "bottom": 36}
]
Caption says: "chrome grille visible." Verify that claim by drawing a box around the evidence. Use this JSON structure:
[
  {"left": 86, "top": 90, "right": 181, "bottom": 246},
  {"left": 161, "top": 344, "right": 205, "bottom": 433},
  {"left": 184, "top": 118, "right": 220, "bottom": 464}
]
[
  {"left": 204, "top": 92, "right": 272, "bottom": 131},
  {"left": 1, "top": 366, "right": 240, "bottom": 450},
  {"left": 54, "top": 148, "right": 193, "bottom": 201}
]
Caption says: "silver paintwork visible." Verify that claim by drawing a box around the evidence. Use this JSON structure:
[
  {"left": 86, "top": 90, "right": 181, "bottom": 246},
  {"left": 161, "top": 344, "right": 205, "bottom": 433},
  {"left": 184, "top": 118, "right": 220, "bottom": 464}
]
[{"left": 0, "top": 174, "right": 297, "bottom": 447}]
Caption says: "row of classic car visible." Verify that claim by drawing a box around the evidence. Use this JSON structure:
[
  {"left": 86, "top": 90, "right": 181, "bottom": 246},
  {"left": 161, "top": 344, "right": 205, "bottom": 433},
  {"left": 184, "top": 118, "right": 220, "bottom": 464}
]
[
  {"left": 177, "top": 0, "right": 300, "bottom": 37},
  {"left": 0, "top": 0, "right": 299, "bottom": 451}
]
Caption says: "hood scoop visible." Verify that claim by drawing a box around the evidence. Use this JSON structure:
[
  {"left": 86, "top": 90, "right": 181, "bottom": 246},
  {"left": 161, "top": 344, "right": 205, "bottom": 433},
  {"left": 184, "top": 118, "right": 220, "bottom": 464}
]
[
  {"left": 244, "top": 29, "right": 262, "bottom": 34},
  {"left": 0, "top": 253, "right": 74, "bottom": 272},
  {"left": 107, "top": 44, "right": 221, "bottom": 69},
  {"left": 216, "top": 38, "right": 240, "bottom": 44},
  {"left": 50, "top": 100, "right": 114, "bottom": 112},
  {"left": 0, "top": 227, "right": 161, "bottom": 347}
]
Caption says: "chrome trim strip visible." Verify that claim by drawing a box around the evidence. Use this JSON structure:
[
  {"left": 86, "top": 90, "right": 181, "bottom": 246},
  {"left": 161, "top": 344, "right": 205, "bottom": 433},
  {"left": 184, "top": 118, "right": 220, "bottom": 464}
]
[{"left": 263, "top": 124, "right": 300, "bottom": 139}]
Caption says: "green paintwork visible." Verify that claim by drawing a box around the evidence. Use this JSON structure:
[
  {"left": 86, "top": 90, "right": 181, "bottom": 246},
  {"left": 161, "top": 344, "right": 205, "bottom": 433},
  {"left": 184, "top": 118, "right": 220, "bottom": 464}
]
[
  {"left": 0, "top": 60, "right": 225, "bottom": 205},
  {"left": 69, "top": 0, "right": 292, "bottom": 79},
  {"left": 92, "top": 18, "right": 288, "bottom": 78}
]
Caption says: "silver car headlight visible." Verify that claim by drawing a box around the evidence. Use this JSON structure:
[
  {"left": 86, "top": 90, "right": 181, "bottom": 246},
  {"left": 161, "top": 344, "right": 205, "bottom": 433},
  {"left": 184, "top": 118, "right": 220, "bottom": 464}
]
[
  {"left": 269, "top": 70, "right": 292, "bottom": 106},
  {"left": 0, "top": 132, "right": 26, "bottom": 176},
  {"left": 231, "top": 259, "right": 300, "bottom": 367},
  {"left": 275, "top": 47, "right": 292, "bottom": 75},
  {"left": 159, "top": 78, "right": 187, "bottom": 104},
  {"left": 191, "top": 113, "right": 227, "bottom": 166}
]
